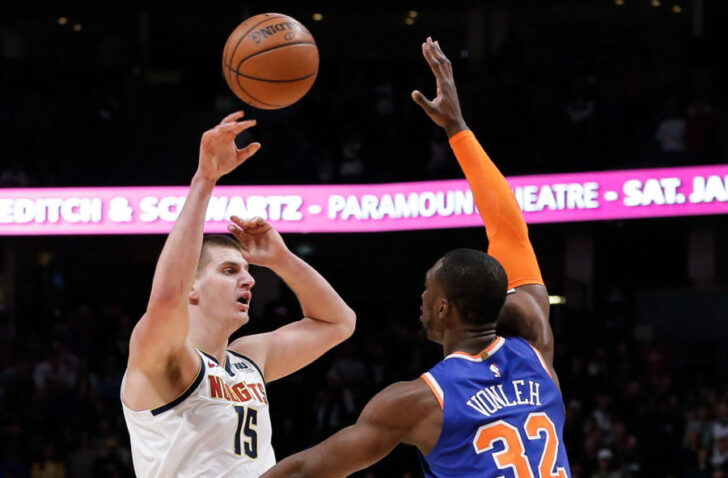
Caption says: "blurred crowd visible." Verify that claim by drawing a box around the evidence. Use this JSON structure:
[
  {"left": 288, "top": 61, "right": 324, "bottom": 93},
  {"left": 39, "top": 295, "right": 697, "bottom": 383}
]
[
  {"left": 0, "top": 292, "right": 727, "bottom": 478},
  {"left": 1, "top": 4, "right": 726, "bottom": 189},
  {"left": 2, "top": 3, "right": 728, "bottom": 478}
]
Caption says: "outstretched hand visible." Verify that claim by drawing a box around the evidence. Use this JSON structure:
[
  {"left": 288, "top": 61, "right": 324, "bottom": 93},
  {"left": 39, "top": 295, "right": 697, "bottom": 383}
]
[
  {"left": 411, "top": 37, "right": 468, "bottom": 138},
  {"left": 197, "top": 111, "right": 261, "bottom": 182},
  {"left": 228, "top": 216, "right": 290, "bottom": 269}
]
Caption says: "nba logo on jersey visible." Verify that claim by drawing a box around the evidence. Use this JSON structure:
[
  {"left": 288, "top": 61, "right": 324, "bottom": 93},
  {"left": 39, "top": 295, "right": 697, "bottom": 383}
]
[{"left": 489, "top": 363, "right": 502, "bottom": 379}]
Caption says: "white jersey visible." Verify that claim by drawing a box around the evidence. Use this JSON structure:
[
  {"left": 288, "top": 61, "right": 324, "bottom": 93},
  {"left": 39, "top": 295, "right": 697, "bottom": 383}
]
[{"left": 122, "top": 349, "right": 275, "bottom": 477}]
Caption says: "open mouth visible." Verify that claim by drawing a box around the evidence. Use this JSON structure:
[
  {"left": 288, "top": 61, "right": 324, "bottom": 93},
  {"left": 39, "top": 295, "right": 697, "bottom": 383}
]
[{"left": 237, "top": 292, "right": 251, "bottom": 307}]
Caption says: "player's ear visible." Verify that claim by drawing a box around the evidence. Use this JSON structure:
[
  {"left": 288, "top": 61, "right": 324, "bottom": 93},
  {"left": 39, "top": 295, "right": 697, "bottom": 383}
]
[
  {"left": 438, "top": 298, "right": 449, "bottom": 320},
  {"left": 189, "top": 279, "right": 200, "bottom": 303}
]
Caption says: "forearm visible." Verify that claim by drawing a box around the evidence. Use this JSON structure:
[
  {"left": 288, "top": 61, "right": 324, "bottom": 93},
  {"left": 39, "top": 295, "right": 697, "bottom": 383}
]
[
  {"left": 263, "top": 451, "right": 321, "bottom": 478},
  {"left": 262, "top": 422, "right": 390, "bottom": 478},
  {"left": 270, "top": 254, "right": 355, "bottom": 328},
  {"left": 449, "top": 130, "right": 543, "bottom": 288},
  {"left": 264, "top": 451, "right": 359, "bottom": 478},
  {"left": 148, "top": 173, "right": 215, "bottom": 307},
  {"left": 263, "top": 382, "right": 426, "bottom": 477}
]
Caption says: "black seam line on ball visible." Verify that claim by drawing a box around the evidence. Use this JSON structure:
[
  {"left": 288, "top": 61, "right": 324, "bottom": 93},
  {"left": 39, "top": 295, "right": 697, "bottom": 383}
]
[
  {"left": 223, "top": 64, "right": 318, "bottom": 83},
  {"left": 235, "top": 41, "right": 317, "bottom": 71},
  {"left": 226, "top": 15, "right": 288, "bottom": 85},
  {"left": 231, "top": 67, "right": 286, "bottom": 107}
]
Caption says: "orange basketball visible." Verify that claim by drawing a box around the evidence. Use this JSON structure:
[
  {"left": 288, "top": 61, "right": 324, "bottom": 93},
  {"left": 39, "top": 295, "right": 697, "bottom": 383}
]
[{"left": 222, "top": 13, "right": 319, "bottom": 110}]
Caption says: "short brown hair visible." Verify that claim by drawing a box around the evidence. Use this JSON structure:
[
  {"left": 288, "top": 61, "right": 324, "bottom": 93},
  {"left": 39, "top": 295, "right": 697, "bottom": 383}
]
[{"left": 197, "top": 235, "right": 244, "bottom": 272}]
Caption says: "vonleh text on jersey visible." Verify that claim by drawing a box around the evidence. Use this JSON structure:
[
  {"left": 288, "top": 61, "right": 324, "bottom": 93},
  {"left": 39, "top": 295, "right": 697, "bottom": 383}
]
[{"left": 466, "top": 379, "right": 543, "bottom": 417}]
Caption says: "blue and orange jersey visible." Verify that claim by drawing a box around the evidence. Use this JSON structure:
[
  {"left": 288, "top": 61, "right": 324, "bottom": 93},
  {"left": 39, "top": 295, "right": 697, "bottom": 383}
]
[{"left": 419, "top": 336, "right": 571, "bottom": 478}]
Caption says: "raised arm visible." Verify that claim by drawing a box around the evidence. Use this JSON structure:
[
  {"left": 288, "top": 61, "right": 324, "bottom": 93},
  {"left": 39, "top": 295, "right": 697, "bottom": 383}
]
[
  {"left": 261, "top": 379, "right": 439, "bottom": 478},
  {"left": 228, "top": 217, "right": 355, "bottom": 383},
  {"left": 125, "top": 112, "right": 260, "bottom": 407},
  {"left": 412, "top": 38, "right": 555, "bottom": 374}
]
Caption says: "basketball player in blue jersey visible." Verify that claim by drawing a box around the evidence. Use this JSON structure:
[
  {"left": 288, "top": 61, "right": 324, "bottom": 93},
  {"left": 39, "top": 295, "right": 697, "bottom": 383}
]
[
  {"left": 262, "top": 37, "right": 571, "bottom": 478},
  {"left": 121, "top": 112, "right": 356, "bottom": 477}
]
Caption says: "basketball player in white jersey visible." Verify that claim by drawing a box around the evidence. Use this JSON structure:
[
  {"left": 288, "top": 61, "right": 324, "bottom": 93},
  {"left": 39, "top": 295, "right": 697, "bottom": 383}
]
[{"left": 121, "top": 112, "right": 356, "bottom": 477}]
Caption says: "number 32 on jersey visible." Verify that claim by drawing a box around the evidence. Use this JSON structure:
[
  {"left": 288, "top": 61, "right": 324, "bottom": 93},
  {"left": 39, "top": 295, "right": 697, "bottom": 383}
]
[{"left": 473, "top": 412, "right": 567, "bottom": 478}]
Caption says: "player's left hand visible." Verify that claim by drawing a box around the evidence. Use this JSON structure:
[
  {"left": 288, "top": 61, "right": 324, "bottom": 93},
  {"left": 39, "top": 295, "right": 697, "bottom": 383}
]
[
  {"left": 411, "top": 37, "right": 468, "bottom": 138},
  {"left": 228, "top": 216, "right": 291, "bottom": 268}
]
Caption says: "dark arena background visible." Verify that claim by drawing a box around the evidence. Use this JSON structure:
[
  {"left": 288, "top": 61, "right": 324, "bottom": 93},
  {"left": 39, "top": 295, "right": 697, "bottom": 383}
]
[{"left": 2, "top": 2, "right": 728, "bottom": 477}]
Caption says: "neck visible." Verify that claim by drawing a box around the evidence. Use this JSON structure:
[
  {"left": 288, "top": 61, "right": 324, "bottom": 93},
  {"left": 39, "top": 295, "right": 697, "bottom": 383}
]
[
  {"left": 188, "top": 308, "right": 231, "bottom": 365},
  {"left": 442, "top": 325, "right": 497, "bottom": 357}
]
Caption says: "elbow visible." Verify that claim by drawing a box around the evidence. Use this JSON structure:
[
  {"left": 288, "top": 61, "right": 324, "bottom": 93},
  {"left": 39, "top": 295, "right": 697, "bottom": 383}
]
[{"left": 339, "top": 307, "right": 357, "bottom": 342}]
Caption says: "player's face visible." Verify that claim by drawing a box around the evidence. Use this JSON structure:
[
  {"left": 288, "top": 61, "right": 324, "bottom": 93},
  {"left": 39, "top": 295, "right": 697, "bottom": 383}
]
[
  {"left": 420, "top": 263, "right": 444, "bottom": 343},
  {"left": 192, "top": 246, "right": 254, "bottom": 326}
]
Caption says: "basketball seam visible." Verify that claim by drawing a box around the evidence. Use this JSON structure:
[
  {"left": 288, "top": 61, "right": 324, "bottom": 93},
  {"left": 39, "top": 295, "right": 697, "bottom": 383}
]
[
  {"left": 235, "top": 41, "right": 317, "bottom": 72},
  {"left": 222, "top": 63, "right": 318, "bottom": 83},
  {"left": 233, "top": 67, "right": 286, "bottom": 108},
  {"left": 225, "top": 14, "right": 288, "bottom": 87}
]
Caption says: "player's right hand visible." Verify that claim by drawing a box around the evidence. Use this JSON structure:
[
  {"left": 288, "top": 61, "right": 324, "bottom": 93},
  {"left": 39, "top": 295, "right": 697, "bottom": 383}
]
[
  {"left": 228, "top": 216, "right": 291, "bottom": 269},
  {"left": 197, "top": 111, "right": 261, "bottom": 182},
  {"left": 411, "top": 37, "right": 468, "bottom": 138}
]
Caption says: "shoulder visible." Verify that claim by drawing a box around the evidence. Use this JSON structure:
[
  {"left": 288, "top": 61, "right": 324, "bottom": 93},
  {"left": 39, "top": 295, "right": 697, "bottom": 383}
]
[
  {"left": 227, "top": 348, "right": 266, "bottom": 382},
  {"left": 358, "top": 379, "right": 443, "bottom": 453},
  {"left": 228, "top": 333, "right": 270, "bottom": 374},
  {"left": 122, "top": 346, "right": 203, "bottom": 412}
]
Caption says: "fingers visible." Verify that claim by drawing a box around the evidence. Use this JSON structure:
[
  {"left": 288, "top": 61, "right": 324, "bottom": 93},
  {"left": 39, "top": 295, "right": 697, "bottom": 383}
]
[
  {"left": 220, "top": 111, "right": 245, "bottom": 124},
  {"left": 430, "top": 39, "right": 449, "bottom": 61},
  {"left": 230, "top": 215, "right": 265, "bottom": 228},
  {"left": 229, "top": 216, "right": 270, "bottom": 233},
  {"left": 421, "top": 39, "right": 441, "bottom": 77},
  {"left": 227, "top": 222, "right": 246, "bottom": 243},
  {"left": 218, "top": 119, "right": 257, "bottom": 137},
  {"left": 422, "top": 37, "right": 451, "bottom": 78},
  {"left": 236, "top": 141, "right": 261, "bottom": 163},
  {"left": 411, "top": 90, "right": 436, "bottom": 115}
]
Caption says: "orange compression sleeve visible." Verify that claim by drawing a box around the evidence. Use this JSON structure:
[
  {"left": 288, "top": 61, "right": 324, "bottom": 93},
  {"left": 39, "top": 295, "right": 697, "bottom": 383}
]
[{"left": 449, "top": 130, "right": 543, "bottom": 289}]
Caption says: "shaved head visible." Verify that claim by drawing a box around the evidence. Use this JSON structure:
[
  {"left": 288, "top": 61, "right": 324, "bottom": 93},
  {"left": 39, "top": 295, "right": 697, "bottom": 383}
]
[{"left": 433, "top": 248, "right": 507, "bottom": 326}]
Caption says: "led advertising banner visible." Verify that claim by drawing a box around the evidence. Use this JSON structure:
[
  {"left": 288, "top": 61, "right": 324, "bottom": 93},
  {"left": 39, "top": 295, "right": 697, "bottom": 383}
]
[{"left": 0, "top": 165, "right": 726, "bottom": 235}]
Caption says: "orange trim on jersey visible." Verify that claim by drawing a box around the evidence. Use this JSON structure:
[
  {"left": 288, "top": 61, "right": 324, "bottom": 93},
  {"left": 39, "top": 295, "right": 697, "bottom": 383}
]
[
  {"left": 449, "top": 130, "right": 544, "bottom": 289},
  {"left": 450, "top": 336, "right": 505, "bottom": 360},
  {"left": 528, "top": 344, "right": 554, "bottom": 379},
  {"left": 420, "top": 373, "right": 444, "bottom": 409}
]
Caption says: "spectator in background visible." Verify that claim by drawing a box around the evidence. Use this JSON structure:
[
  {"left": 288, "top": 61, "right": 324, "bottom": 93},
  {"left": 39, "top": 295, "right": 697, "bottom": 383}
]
[
  {"left": 686, "top": 406, "right": 713, "bottom": 450},
  {"left": 686, "top": 101, "right": 716, "bottom": 161},
  {"left": 339, "top": 132, "right": 365, "bottom": 181},
  {"left": 92, "top": 437, "right": 131, "bottom": 478},
  {"left": 67, "top": 433, "right": 95, "bottom": 478},
  {"left": 655, "top": 106, "right": 687, "bottom": 165},
  {"left": 30, "top": 445, "right": 65, "bottom": 478},
  {"left": 683, "top": 430, "right": 712, "bottom": 478},
  {"left": 0, "top": 168, "right": 29, "bottom": 187},
  {"left": 712, "top": 404, "right": 728, "bottom": 471},
  {"left": 591, "top": 448, "right": 621, "bottom": 478},
  {"left": 33, "top": 343, "right": 78, "bottom": 398}
]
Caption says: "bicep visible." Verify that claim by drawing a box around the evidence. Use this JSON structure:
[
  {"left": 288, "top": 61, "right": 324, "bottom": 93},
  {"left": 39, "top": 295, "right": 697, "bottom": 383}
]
[
  {"left": 129, "top": 307, "right": 190, "bottom": 371},
  {"left": 231, "top": 317, "right": 351, "bottom": 383},
  {"left": 496, "top": 284, "right": 555, "bottom": 367}
]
